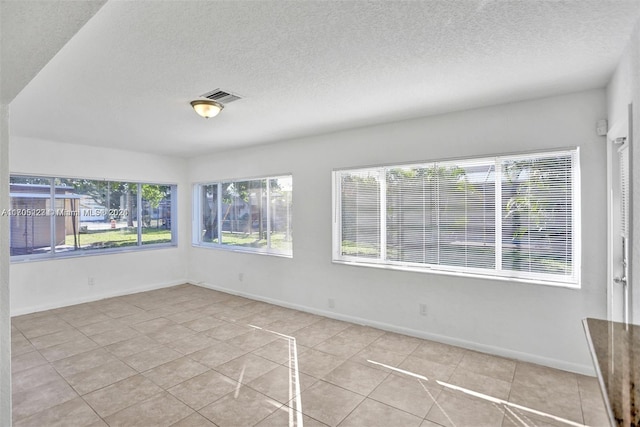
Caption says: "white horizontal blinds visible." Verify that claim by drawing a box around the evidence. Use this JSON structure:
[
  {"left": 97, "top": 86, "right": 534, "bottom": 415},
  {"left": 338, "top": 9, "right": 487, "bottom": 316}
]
[
  {"left": 269, "top": 176, "right": 293, "bottom": 253},
  {"left": 500, "top": 152, "right": 574, "bottom": 279},
  {"left": 334, "top": 149, "right": 577, "bottom": 285},
  {"left": 340, "top": 169, "right": 381, "bottom": 258},
  {"left": 619, "top": 145, "right": 629, "bottom": 238},
  {"left": 437, "top": 160, "right": 496, "bottom": 269},
  {"left": 386, "top": 160, "right": 495, "bottom": 269},
  {"left": 386, "top": 165, "right": 438, "bottom": 264}
]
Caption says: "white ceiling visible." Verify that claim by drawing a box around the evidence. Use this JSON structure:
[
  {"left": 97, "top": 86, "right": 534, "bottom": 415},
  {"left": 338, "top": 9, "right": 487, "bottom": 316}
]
[
  {"left": 9, "top": 0, "right": 640, "bottom": 158},
  {"left": 0, "top": 0, "right": 106, "bottom": 104}
]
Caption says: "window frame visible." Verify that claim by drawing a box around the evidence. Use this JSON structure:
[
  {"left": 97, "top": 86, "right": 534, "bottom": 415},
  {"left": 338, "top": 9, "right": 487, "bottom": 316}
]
[
  {"left": 192, "top": 174, "right": 293, "bottom": 258},
  {"left": 332, "top": 149, "right": 581, "bottom": 288},
  {"left": 9, "top": 174, "right": 178, "bottom": 262}
]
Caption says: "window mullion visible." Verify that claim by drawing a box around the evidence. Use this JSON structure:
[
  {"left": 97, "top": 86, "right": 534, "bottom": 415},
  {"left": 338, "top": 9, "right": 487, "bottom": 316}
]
[
  {"left": 333, "top": 172, "right": 341, "bottom": 258},
  {"left": 380, "top": 169, "right": 387, "bottom": 261},
  {"left": 137, "top": 183, "right": 142, "bottom": 246},
  {"left": 495, "top": 159, "right": 503, "bottom": 272},
  {"left": 266, "top": 179, "right": 271, "bottom": 249},
  {"left": 170, "top": 185, "right": 177, "bottom": 244},
  {"left": 332, "top": 149, "right": 577, "bottom": 287},
  {"left": 50, "top": 177, "right": 56, "bottom": 254},
  {"left": 217, "top": 183, "right": 222, "bottom": 244},
  {"left": 193, "top": 176, "right": 292, "bottom": 256},
  {"left": 435, "top": 164, "right": 440, "bottom": 265},
  {"left": 572, "top": 150, "right": 581, "bottom": 283},
  {"left": 194, "top": 184, "right": 201, "bottom": 244}
]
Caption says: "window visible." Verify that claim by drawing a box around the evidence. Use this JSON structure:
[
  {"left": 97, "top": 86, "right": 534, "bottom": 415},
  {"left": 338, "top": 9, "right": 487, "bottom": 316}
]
[
  {"left": 194, "top": 175, "right": 293, "bottom": 257},
  {"left": 333, "top": 149, "right": 580, "bottom": 286},
  {"left": 9, "top": 176, "right": 177, "bottom": 259}
]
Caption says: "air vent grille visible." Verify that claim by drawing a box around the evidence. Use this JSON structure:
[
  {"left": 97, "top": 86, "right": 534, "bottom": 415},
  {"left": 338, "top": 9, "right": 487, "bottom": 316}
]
[{"left": 200, "top": 88, "right": 242, "bottom": 104}]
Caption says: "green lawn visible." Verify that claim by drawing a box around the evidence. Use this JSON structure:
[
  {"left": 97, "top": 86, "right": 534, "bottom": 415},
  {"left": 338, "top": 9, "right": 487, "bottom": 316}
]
[
  {"left": 217, "top": 231, "right": 292, "bottom": 251},
  {"left": 65, "top": 228, "right": 172, "bottom": 249},
  {"left": 341, "top": 240, "right": 380, "bottom": 257},
  {"left": 341, "top": 240, "right": 570, "bottom": 274}
]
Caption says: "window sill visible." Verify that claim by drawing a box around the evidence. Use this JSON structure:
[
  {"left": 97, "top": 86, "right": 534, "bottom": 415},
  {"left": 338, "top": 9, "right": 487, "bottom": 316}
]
[
  {"left": 192, "top": 242, "right": 293, "bottom": 259},
  {"left": 332, "top": 259, "right": 580, "bottom": 289},
  {"left": 10, "top": 243, "right": 178, "bottom": 263}
]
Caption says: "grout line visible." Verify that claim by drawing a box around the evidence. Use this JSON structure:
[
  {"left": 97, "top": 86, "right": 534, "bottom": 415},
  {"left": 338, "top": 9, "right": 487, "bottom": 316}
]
[{"left": 11, "top": 284, "right": 600, "bottom": 426}]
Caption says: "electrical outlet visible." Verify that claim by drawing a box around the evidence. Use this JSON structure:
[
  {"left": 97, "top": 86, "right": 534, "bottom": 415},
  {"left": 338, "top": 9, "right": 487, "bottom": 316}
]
[
  {"left": 419, "top": 303, "right": 427, "bottom": 316},
  {"left": 328, "top": 298, "right": 335, "bottom": 309},
  {"left": 88, "top": 277, "right": 95, "bottom": 286}
]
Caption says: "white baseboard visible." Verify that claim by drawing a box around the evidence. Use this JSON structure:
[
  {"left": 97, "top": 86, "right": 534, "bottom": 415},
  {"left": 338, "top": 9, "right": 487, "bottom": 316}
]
[
  {"left": 11, "top": 279, "right": 188, "bottom": 317},
  {"left": 191, "top": 280, "right": 595, "bottom": 376}
]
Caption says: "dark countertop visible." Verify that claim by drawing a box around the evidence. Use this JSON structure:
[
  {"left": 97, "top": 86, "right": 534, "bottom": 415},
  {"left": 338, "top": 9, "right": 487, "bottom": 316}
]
[{"left": 583, "top": 318, "right": 639, "bottom": 426}]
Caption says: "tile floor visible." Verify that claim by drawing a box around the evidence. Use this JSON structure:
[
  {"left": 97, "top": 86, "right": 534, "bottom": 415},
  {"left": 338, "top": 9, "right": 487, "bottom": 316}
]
[{"left": 11, "top": 284, "right": 609, "bottom": 427}]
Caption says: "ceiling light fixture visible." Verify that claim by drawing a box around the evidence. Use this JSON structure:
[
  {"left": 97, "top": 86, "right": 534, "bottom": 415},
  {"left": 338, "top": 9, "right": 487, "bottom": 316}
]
[{"left": 190, "top": 99, "right": 224, "bottom": 118}]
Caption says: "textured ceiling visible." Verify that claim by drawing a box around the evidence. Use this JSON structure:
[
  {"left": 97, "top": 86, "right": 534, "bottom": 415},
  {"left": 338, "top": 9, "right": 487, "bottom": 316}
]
[
  {"left": 8, "top": 0, "right": 640, "bottom": 157},
  {"left": 0, "top": 0, "right": 106, "bottom": 104}
]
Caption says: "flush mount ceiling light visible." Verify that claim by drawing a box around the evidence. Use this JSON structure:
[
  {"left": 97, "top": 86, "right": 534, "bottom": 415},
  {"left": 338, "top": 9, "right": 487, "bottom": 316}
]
[{"left": 190, "top": 99, "right": 224, "bottom": 118}]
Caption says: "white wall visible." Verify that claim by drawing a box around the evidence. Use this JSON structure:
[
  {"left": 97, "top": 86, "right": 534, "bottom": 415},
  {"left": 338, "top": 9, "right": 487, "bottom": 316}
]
[
  {"left": 9, "top": 137, "right": 189, "bottom": 315},
  {"left": 7, "top": 90, "right": 609, "bottom": 374},
  {"left": 1, "top": 105, "right": 11, "bottom": 427},
  {"left": 607, "top": 21, "right": 640, "bottom": 323},
  {"left": 187, "top": 89, "right": 608, "bottom": 374}
]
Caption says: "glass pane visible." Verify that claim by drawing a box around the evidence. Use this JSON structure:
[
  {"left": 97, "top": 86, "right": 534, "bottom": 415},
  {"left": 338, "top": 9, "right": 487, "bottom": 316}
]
[
  {"left": 59, "top": 180, "right": 138, "bottom": 251},
  {"left": 247, "top": 179, "right": 267, "bottom": 247},
  {"left": 10, "top": 176, "right": 176, "bottom": 257},
  {"left": 335, "top": 150, "right": 576, "bottom": 283},
  {"left": 201, "top": 184, "right": 219, "bottom": 243},
  {"left": 340, "top": 169, "right": 381, "bottom": 258},
  {"left": 9, "top": 176, "right": 54, "bottom": 256},
  {"left": 269, "top": 176, "right": 293, "bottom": 254},
  {"left": 113, "top": 182, "right": 138, "bottom": 248},
  {"left": 436, "top": 161, "right": 495, "bottom": 269},
  {"left": 386, "top": 161, "right": 495, "bottom": 269},
  {"left": 220, "top": 179, "right": 268, "bottom": 249},
  {"left": 501, "top": 154, "right": 573, "bottom": 277},
  {"left": 141, "top": 184, "right": 173, "bottom": 245},
  {"left": 55, "top": 178, "right": 103, "bottom": 253},
  {"left": 386, "top": 166, "right": 438, "bottom": 264}
]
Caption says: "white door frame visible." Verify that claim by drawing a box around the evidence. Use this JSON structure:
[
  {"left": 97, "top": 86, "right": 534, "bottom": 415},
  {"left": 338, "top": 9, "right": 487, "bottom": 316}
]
[
  {"left": 606, "top": 103, "right": 634, "bottom": 323},
  {"left": 606, "top": 119, "right": 629, "bottom": 322}
]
